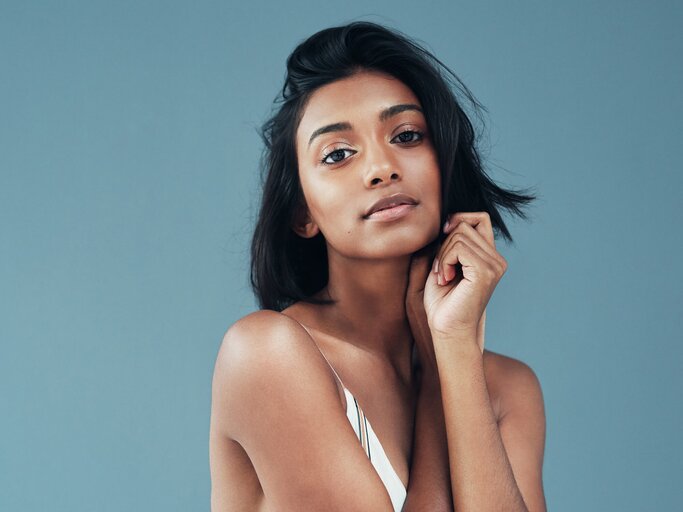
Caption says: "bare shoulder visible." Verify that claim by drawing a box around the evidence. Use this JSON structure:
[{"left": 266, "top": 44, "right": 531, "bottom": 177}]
[
  {"left": 483, "top": 348, "right": 545, "bottom": 418},
  {"left": 215, "top": 310, "right": 308, "bottom": 363},
  {"left": 484, "top": 349, "right": 539, "bottom": 386},
  {"left": 211, "top": 309, "right": 325, "bottom": 438},
  {"left": 213, "top": 309, "right": 315, "bottom": 378},
  {"left": 210, "top": 310, "right": 396, "bottom": 511}
]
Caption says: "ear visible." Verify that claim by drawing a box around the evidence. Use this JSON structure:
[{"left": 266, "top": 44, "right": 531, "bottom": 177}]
[{"left": 291, "top": 203, "right": 320, "bottom": 239}]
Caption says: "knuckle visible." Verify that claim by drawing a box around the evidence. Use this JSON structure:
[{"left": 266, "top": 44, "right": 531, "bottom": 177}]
[
  {"left": 479, "top": 268, "right": 495, "bottom": 282},
  {"left": 453, "top": 237, "right": 466, "bottom": 248}
]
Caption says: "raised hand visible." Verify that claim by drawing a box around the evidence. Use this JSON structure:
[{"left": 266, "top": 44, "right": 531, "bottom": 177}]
[
  {"left": 406, "top": 236, "right": 440, "bottom": 378},
  {"left": 424, "top": 212, "right": 507, "bottom": 353}
]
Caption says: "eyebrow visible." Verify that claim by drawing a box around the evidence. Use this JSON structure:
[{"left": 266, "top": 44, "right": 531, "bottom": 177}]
[{"left": 307, "top": 103, "right": 423, "bottom": 148}]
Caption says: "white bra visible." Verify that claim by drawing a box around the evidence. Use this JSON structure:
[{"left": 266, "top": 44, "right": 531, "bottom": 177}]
[
  {"left": 311, "top": 338, "right": 408, "bottom": 511},
  {"left": 340, "top": 384, "right": 408, "bottom": 511}
]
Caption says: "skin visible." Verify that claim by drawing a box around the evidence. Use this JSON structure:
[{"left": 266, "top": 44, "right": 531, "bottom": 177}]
[
  {"left": 406, "top": 212, "right": 547, "bottom": 511},
  {"left": 209, "top": 70, "right": 547, "bottom": 511},
  {"left": 289, "top": 70, "right": 443, "bottom": 375}
]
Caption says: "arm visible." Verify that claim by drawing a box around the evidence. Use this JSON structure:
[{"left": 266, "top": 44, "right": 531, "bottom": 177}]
[
  {"left": 405, "top": 315, "right": 546, "bottom": 512},
  {"left": 402, "top": 373, "right": 453, "bottom": 511},
  {"left": 426, "top": 212, "right": 546, "bottom": 511},
  {"left": 210, "top": 310, "right": 396, "bottom": 512},
  {"left": 402, "top": 245, "right": 453, "bottom": 511},
  {"left": 432, "top": 336, "right": 546, "bottom": 511}
]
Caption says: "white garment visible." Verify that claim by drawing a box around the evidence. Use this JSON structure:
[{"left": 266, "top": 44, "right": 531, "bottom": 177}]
[
  {"left": 295, "top": 318, "right": 408, "bottom": 510},
  {"left": 341, "top": 385, "right": 408, "bottom": 511}
]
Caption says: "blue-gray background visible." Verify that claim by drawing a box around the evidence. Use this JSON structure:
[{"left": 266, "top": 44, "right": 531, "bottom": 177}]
[{"left": 2, "top": 1, "right": 681, "bottom": 510}]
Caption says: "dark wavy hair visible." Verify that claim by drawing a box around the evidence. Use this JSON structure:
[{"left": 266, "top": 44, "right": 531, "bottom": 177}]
[{"left": 250, "top": 21, "right": 537, "bottom": 312}]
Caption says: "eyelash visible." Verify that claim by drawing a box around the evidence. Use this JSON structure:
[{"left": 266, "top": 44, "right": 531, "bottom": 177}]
[{"left": 319, "top": 129, "right": 425, "bottom": 165}]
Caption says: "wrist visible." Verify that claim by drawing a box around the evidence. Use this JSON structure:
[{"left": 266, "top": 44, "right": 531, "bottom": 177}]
[
  {"left": 431, "top": 330, "right": 482, "bottom": 360},
  {"left": 431, "top": 326, "right": 478, "bottom": 345}
]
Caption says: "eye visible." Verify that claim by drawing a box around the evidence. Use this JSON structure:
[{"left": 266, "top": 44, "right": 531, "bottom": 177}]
[
  {"left": 320, "top": 148, "right": 356, "bottom": 165},
  {"left": 391, "top": 129, "right": 424, "bottom": 144}
]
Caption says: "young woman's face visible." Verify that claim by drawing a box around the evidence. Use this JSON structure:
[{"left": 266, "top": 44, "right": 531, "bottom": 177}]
[{"left": 294, "top": 70, "right": 442, "bottom": 259}]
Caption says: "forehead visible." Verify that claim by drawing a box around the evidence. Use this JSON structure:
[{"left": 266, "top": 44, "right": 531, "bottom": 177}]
[{"left": 296, "top": 71, "right": 421, "bottom": 141}]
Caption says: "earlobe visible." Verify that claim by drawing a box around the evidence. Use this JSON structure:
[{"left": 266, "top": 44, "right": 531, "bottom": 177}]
[
  {"left": 292, "top": 221, "right": 320, "bottom": 238},
  {"left": 291, "top": 205, "right": 320, "bottom": 239}
]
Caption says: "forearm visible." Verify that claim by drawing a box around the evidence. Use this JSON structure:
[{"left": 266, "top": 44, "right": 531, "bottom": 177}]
[
  {"left": 403, "top": 375, "right": 453, "bottom": 512},
  {"left": 433, "top": 333, "right": 528, "bottom": 511}
]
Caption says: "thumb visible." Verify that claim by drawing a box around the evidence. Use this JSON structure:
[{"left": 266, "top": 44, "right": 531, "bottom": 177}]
[{"left": 407, "top": 241, "right": 439, "bottom": 293}]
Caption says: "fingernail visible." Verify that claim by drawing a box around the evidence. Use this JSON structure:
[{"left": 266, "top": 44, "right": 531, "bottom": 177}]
[
  {"left": 432, "top": 257, "right": 439, "bottom": 273},
  {"left": 443, "top": 219, "right": 450, "bottom": 232}
]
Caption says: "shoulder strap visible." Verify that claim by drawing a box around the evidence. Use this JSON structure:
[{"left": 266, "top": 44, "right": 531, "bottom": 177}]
[{"left": 289, "top": 316, "right": 347, "bottom": 391}]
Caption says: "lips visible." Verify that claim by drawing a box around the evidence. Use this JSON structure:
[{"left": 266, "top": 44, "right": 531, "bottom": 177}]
[{"left": 364, "top": 193, "right": 419, "bottom": 218}]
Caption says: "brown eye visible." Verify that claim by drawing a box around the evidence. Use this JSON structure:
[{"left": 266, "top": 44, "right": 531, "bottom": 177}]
[
  {"left": 321, "top": 148, "right": 356, "bottom": 165},
  {"left": 391, "top": 130, "right": 423, "bottom": 144}
]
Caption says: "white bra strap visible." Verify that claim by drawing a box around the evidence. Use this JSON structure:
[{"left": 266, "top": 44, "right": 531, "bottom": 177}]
[{"left": 295, "top": 320, "right": 347, "bottom": 390}]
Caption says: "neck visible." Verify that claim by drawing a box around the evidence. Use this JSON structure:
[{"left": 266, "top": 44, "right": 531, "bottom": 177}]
[{"left": 311, "top": 252, "right": 415, "bottom": 373}]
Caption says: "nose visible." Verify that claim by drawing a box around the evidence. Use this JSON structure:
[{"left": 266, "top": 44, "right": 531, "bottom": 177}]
[{"left": 363, "top": 142, "right": 402, "bottom": 187}]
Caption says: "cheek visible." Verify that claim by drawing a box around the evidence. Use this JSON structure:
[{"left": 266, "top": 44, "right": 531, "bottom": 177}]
[
  {"left": 426, "top": 155, "right": 442, "bottom": 206},
  {"left": 421, "top": 162, "right": 442, "bottom": 233},
  {"left": 412, "top": 153, "right": 441, "bottom": 205},
  {"left": 304, "top": 186, "right": 358, "bottom": 237}
]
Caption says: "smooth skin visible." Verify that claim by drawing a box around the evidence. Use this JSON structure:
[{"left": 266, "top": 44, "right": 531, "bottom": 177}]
[
  {"left": 405, "top": 212, "right": 547, "bottom": 511},
  {"left": 209, "top": 71, "right": 547, "bottom": 511}
]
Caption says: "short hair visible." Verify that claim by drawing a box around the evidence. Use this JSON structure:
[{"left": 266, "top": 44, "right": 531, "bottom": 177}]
[{"left": 250, "top": 21, "right": 537, "bottom": 312}]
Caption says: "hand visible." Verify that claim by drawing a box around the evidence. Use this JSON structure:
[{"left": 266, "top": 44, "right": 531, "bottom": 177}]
[
  {"left": 406, "top": 237, "right": 440, "bottom": 378},
  {"left": 405, "top": 213, "right": 466, "bottom": 376},
  {"left": 424, "top": 212, "right": 507, "bottom": 353}
]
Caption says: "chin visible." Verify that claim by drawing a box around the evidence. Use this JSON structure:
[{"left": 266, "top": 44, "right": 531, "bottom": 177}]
[{"left": 375, "top": 232, "right": 435, "bottom": 258}]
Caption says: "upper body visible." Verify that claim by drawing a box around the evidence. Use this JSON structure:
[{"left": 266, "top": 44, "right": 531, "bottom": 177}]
[
  {"left": 210, "top": 21, "right": 545, "bottom": 512},
  {"left": 209, "top": 302, "right": 546, "bottom": 511}
]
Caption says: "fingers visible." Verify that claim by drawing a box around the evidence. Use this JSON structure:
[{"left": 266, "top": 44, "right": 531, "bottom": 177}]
[
  {"left": 444, "top": 211, "right": 496, "bottom": 249},
  {"left": 452, "top": 223, "right": 507, "bottom": 272},
  {"left": 436, "top": 236, "right": 489, "bottom": 285},
  {"left": 436, "top": 232, "right": 491, "bottom": 285},
  {"left": 436, "top": 212, "right": 507, "bottom": 285}
]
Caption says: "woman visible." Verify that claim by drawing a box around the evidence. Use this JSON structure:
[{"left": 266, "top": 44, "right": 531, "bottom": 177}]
[{"left": 210, "top": 21, "right": 547, "bottom": 511}]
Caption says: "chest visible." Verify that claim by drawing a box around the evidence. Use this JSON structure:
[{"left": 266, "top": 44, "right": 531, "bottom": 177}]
[{"left": 339, "top": 362, "right": 417, "bottom": 490}]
